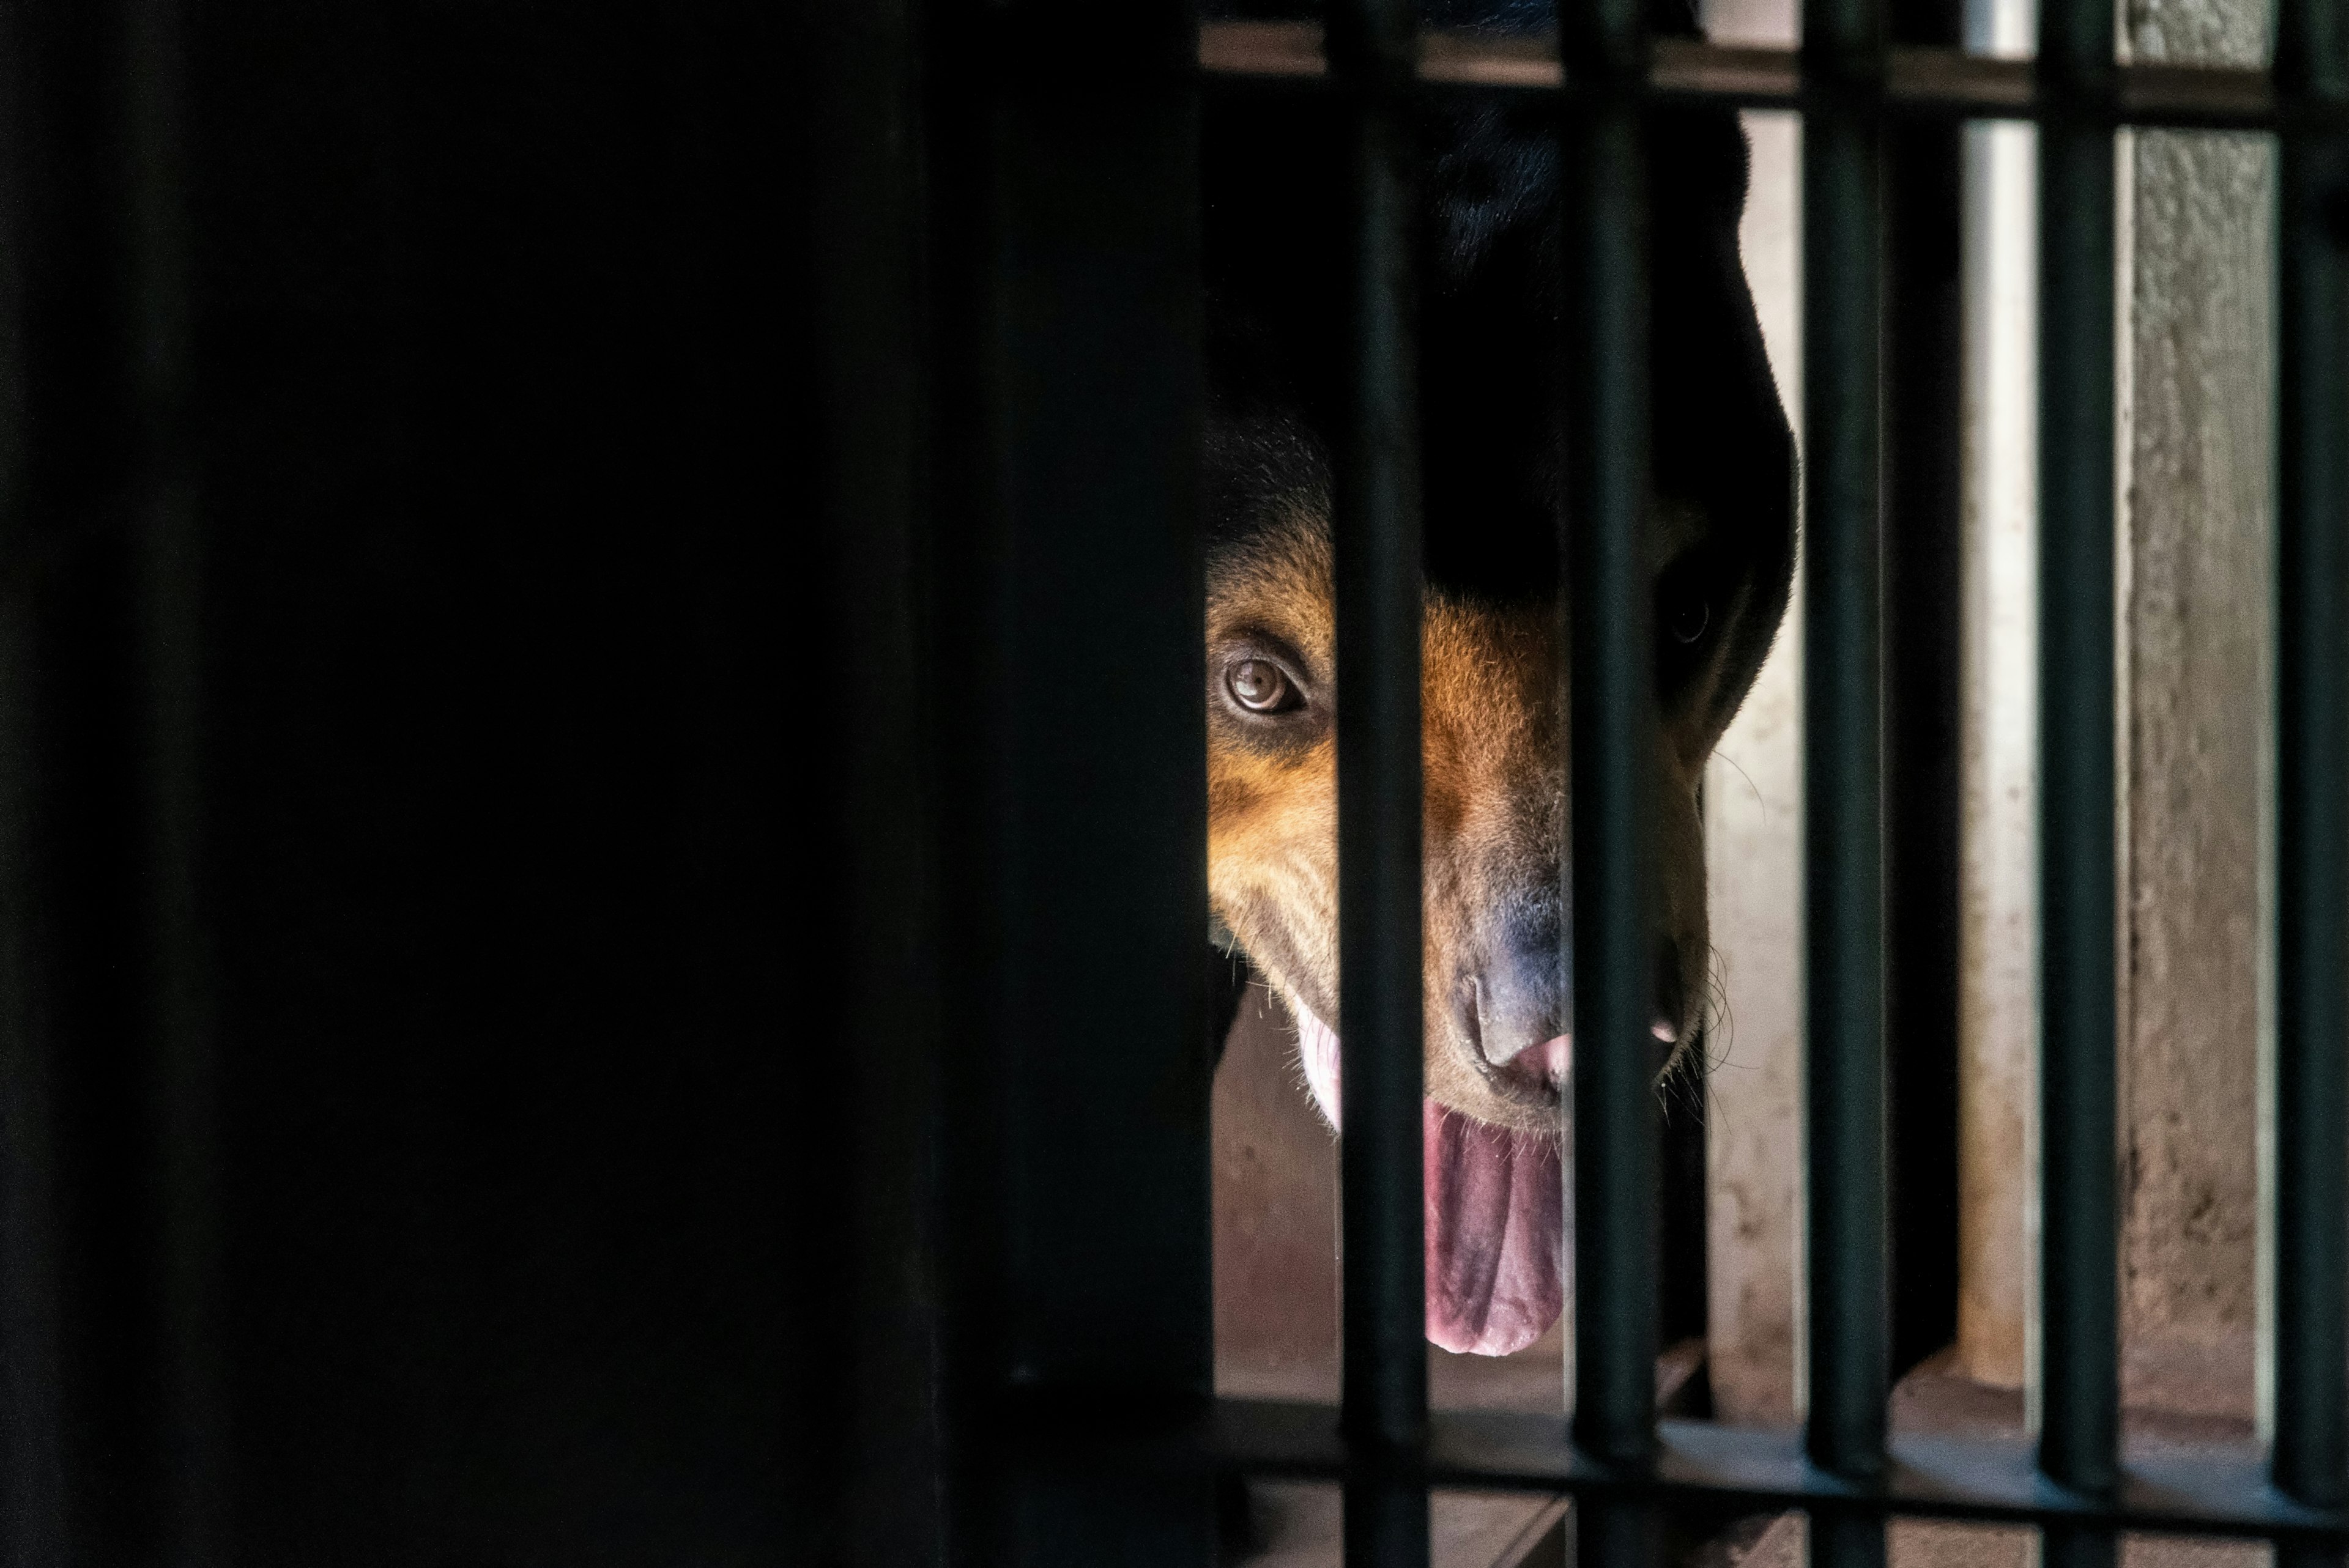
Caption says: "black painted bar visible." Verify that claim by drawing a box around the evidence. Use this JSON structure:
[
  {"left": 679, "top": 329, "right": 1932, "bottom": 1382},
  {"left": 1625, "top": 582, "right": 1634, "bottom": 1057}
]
[
  {"left": 1814, "top": 1507, "right": 1890, "bottom": 1568},
  {"left": 1802, "top": 0, "right": 1890, "bottom": 1520},
  {"left": 2036, "top": 0, "right": 2120, "bottom": 1506},
  {"left": 1879, "top": 0, "right": 1969, "bottom": 1390},
  {"left": 1200, "top": 24, "right": 2349, "bottom": 133},
  {"left": 929, "top": 2, "right": 1217, "bottom": 1561},
  {"left": 2041, "top": 1524, "right": 2119, "bottom": 1568},
  {"left": 1561, "top": 0, "right": 1658, "bottom": 1495},
  {"left": 1330, "top": 0, "right": 1431, "bottom": 1561},
  {"left": 1209, "top": 1397, "right": 2349, "bottom": 1538},
  {"left": 2286, "top": 1542, "right": 2349, "bottom": 1568},
  {"left": 2274, "top": 0, "right": 2349, "bottom": 1521},
  {"left": 1581, "top": 1495, "right": 1661, "bottom": 1566},
  {"left": 124, "top": 0, "right": 226, "bottom": 1551}
]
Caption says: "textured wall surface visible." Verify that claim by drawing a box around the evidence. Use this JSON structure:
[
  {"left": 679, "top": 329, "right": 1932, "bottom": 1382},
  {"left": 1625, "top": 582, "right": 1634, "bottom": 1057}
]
[
  {"left": 1954, "top": 0, "right": 2274, "bottom": 1418},
  {"left": 2115, "top": 116, "right": 2272, "bottom": 1422},
  {"left": 2115, "top": 0, "right": 2272, "bottom": 1423}
]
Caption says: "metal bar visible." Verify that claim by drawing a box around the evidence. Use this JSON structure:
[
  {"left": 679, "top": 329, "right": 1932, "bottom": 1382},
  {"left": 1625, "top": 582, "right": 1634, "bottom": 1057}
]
[
  {"left": 805, "top": 0, "right": 950, "bottom": 1553},
  {"left": 2036, "top": 0, "right": 2120, "bottom": 1504},
  {"left": 125, "top": 0, "right": 225, "bottom": 1551},
  {"left": 1803, "top": 0, "right": 1890, "bottom": 1513},
  {"left": 930, "top": 3, "right": 1216, "bottom": 1559},
  {"left": 1202, "top": 26, "right": 2324, "bottom": 131},
  {"left": 1814, "top": 1507, "right": 1890, "bottom": 1568},
  {"left": 0, "top": 1, "right": 64, "bottom": 1559},
  {"left": 2273, "top": 0, "right": 2349, "bottom": 1515},
  {"left": 1562, "top": 0, "right": 1658, "bottom": 1476},
  {"left": 1879, "top": 0, "right": 1968, "bottom": 1390},
  {"left": 2041, "top": 1524, "right": 2120, "bottom": 1568},
  {"left": 1329, "top": 1, "right": 1429, "bottom": 1562},
  {"left": 1204, "top": 1400, "right": 2349, "bottom": 1539},
  {"left": 1345, "top": 1471, "right": 1430, "bottom": 1568},
  {"left": 1579, "top": 1495, "right": 1659, "bottom": 1564}
]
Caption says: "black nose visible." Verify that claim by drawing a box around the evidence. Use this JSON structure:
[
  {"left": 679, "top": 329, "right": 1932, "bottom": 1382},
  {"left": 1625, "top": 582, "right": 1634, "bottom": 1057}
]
[
  {"left": 1467, "top": 897, "right": 1568, "bottom": 1068},
  {"left": 1466, "top": 900, "right": 1689, "bottom": 1068}
]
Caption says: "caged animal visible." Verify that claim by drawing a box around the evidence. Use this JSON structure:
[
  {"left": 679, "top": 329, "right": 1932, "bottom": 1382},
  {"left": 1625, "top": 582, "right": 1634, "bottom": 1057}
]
[{"left": 1199, "top": 0, "right": 1796, "bottom": 1356}]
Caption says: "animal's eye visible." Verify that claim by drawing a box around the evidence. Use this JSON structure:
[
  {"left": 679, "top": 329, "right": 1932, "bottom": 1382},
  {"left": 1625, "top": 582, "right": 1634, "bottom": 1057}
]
[
  {"left": 1668, "top": 597, "right": 1711, "bottom": 645},
  {"left": 1227, "top": 657, "right": 1297, "bottom": 714}
]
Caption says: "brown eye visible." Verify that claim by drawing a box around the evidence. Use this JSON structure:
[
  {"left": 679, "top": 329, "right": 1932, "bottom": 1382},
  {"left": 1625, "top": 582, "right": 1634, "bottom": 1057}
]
[
  {"left": 1668, "top": 597, "right": 1710, "bottom": 645},
  {"left": 1228, "top": 657, "right": 1294, "bottom": 714}
]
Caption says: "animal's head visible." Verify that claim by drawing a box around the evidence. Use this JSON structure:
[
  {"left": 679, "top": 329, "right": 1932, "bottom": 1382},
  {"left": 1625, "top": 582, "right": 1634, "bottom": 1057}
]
[
  {"left": 1203, "top": 486, "right": 1787, "bottom": 1134},
  {"left": 1202, "top": 74, "right": 1794, "bottom": 1353}
]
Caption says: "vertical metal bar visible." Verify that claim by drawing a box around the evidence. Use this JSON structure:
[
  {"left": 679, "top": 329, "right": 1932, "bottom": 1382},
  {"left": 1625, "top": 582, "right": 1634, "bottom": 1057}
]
[
  {"left": 2037, "top": 0, "right": 2120, "bottom": 1503},
  {"left": 2273, "top": 0, "right": 2349, "bottom": 1517},
  {"left": 0, "top": 5, "right": 66, "bottom": 1559},
  {"left": 1880, "top": 0, "right": 1969, "bottom": 1385},
  {"left": 125, "top": 0, "right": 225, "bottom": 1555},
  {"left": 1803, "top": 0, "right": 1891, "bottom": 1550},
  {"left": 1578, "top": 1492, "right": 1658, "bottom": 1566},
  {"left": 0, "top": 626, "right": 61, "bottom": 1568},
  {"left": 2040, "top": 1525, "right": 2119, "bottom": 1568},
  {"left": 804, "top": 0, "right": 949, "bottom": 1554},
  {"left": 2283, "top": 1540, "right": 2349, "bottom": 1568},
  {"left": 930, "top": 2, "right": 1215, "bottom": 1560},
  {"left": 1562, "top": 0, "right": 1657, "bottom": 1487},
  {"left": 1813, "top": 1508, "right": 1888, "bottom": 1568},
  {"left": 1331, "top": 1, "right": 1429, "bottom": 1563}
]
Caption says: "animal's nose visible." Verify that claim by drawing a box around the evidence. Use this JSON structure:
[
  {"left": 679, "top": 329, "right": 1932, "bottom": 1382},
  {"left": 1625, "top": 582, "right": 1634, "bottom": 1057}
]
[
  {"left": 1468, "top": 900, "right": 1567, "bottom": 1071},
  {"left": 1466, "top": 903, "right": 1691, "bottom": 1071}
]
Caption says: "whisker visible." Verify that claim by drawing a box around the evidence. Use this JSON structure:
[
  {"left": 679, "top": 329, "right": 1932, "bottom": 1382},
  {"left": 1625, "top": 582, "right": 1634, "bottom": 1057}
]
[{"left": 1711, "top": 749, "right": 1768, "bottom": 814}]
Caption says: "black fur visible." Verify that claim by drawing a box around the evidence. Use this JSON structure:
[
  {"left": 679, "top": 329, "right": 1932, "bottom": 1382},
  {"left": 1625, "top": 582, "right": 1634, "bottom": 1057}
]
[{"left": 1203, "top": 89, "right": 1790, "bottom": 604}]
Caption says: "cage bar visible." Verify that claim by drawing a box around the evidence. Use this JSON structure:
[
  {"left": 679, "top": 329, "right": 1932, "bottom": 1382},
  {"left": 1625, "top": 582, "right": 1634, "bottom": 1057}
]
[
  {"left": 1802, "top": 0, "right": 1891, "bottom": 1531},
  {"left": 1561, "top": 0, "right": 1660, "bottom": 1510},
  {"left": 1200, "top": 24, "right": 2349, "bottom": 132},
  {"left": 933, "top": 6, "right": 1219, "bottom": 1559},
  {"left": 1199, "top": 0, "right": 2349, "bottom": 1556},
  {"left": 1330, "top": 0, "right": 1431, "bottom": 1562},
  {"left": 2034, "top": 0, "right": 2121, "bottom": 1514},
  {"left": 2273, "top": 0, "right": 2349, "bottom": 1521},
  {"left": 1209, "top": 1399, "right": 2349, "bottom": 1537}
]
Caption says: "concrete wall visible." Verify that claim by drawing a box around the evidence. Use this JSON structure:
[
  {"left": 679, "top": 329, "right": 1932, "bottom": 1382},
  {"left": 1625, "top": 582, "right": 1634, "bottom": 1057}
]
[
  {"left": 1953, "top": 0, "right": 2273, "bottom": 1425},
  {"left": 2113, "top": 112, "right": 2271, "bottom": 1426},
  {"left": 1703, "top": 0, "right": 2276, "bottom": 1427}
]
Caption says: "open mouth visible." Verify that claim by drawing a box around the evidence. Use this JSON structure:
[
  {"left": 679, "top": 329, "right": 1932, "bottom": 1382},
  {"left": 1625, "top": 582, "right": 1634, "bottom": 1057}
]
[
  {"left": 1291, "top": 1004, "right": 1566, "bottom": 1358},
  {"left": 1290, "top": 1003, "right": 1690, "bottom": 1358}
]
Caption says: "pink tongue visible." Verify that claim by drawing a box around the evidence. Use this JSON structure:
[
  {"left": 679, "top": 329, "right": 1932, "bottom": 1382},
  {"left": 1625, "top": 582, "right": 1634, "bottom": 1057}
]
[{"left": 1293, "top": 1006, "right": 1565, "bottom": 1357}]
